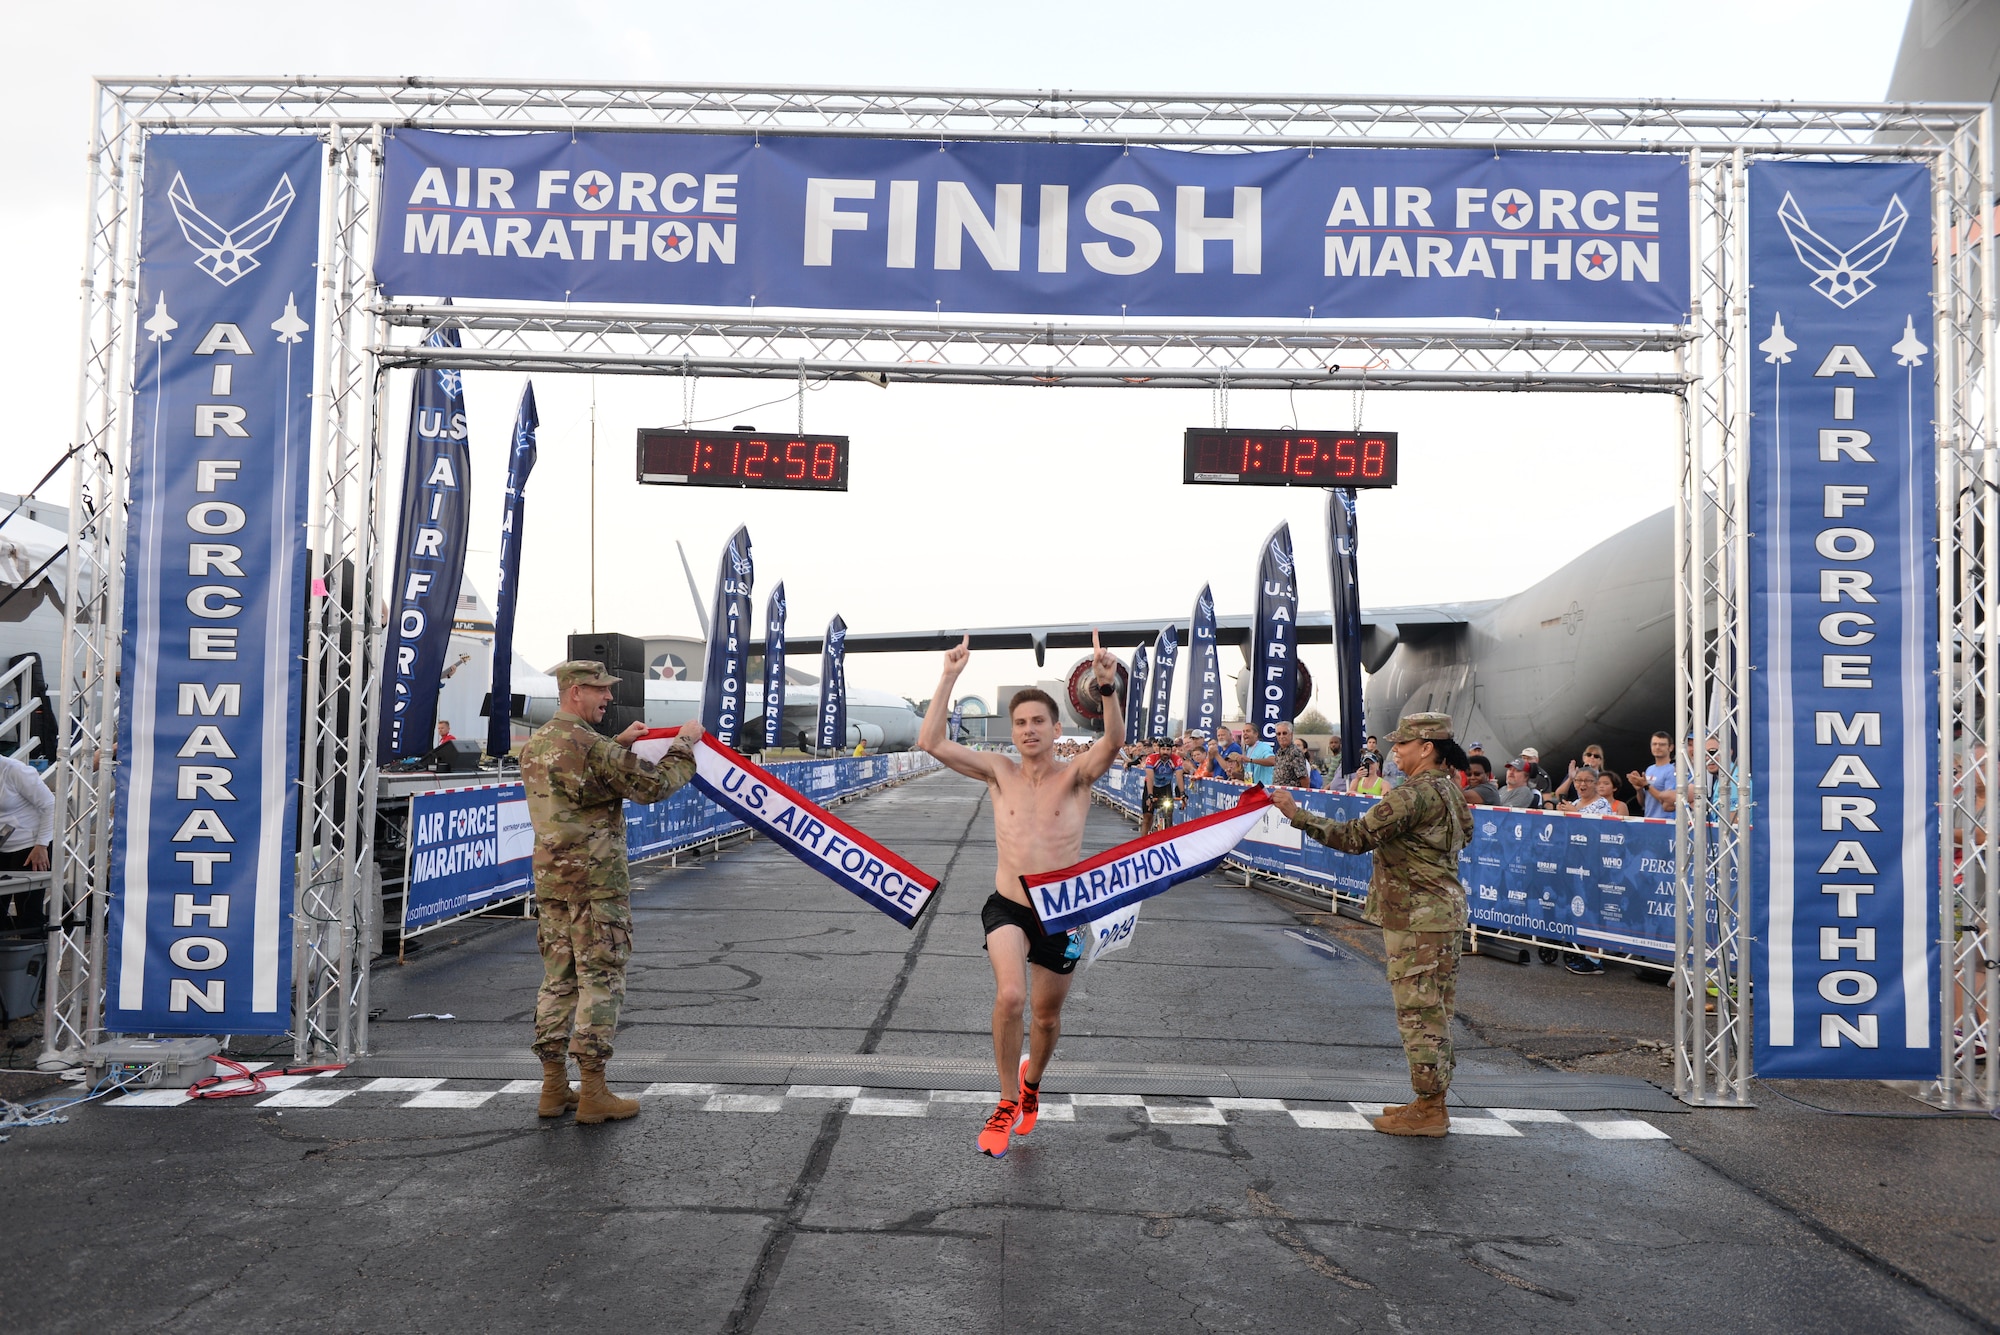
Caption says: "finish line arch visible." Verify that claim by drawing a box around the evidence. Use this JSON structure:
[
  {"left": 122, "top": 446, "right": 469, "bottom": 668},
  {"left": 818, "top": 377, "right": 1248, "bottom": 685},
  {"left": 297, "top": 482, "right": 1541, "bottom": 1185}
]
[{"left": 43, "top": 80, "right": 1995, "bottom": 1114}]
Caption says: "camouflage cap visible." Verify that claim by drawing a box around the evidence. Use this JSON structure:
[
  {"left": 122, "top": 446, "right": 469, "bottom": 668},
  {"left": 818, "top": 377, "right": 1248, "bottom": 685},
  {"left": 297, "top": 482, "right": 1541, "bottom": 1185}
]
[
  {"left": 553, "top": 659, "right": 620, "bottom": 690},
  {"left": 1385, "top": 711, "right": 1454, "bottom": 744}
]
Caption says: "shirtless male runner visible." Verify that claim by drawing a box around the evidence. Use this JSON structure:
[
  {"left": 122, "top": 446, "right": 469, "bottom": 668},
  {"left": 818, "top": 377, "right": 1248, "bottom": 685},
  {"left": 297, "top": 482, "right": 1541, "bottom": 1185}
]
[{"left": 919, "top": 632, "right": 1124, "bottom": 1158}]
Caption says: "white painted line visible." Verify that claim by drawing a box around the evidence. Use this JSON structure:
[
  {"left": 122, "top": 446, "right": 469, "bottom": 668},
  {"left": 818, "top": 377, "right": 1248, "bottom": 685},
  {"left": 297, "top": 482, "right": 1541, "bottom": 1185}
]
[
  {"left": 235, "top": 1061, "right": 274, "bottom": 1072},
  {"left": 644, "top": 1082, "right": 721, "bottom": 1097},
  {"left": 1488, "top": 1107, "right": 1573, "bottom": 1124},
  {"left": 787, "top": 1085, "right": 863, "bottom": 1099},
  {"left": 1035, "top": 1103, "right": 1075, "bottom": 1122},
  {"left": 360, "top": 1077, "right": 445, "bottom": 1093},
  {"left": 1446, "top": 1117, "right": 1523, "bottom": 1137},
  {"left": 109, "top": 1089, "right": 192, "bottom": 1107},
  {"left": 1210, "top": 1097, "right": 1289, "bottom": 1112},
  {"left": 1347, "top": 1102, "right": 1389, "bottom": 1117},
  {"left": 1576, "top": 1119, "right": 1672, "bottom": 1140},
  {"left": 1290, "top": 1108, "right": 1373, "bottom": 1131},
  {"left": 1071, "top": 1093, "right": 1144, "bottom": 1107},
  {"left": 258, "top": 1088, "right": 353, "bottom": 1108},
  {"left": 498, "top": 1080, "right": 545, "bottom": 1094},
  {"left": 403, "top": 1090, "right": 496, "bottom": 1109},
  {"left": 705, "top": 1094, "right": 785, "bottom": 1113},
  {"left": 849, "top": 1097, "right": 929, "bottom": 1118},
  {"left": 255, "top": 1074, "right": 320, "bottom": 1092},
  {"left": 1146, "top": 1104, "right": 1228, "bottom": 1126},
  {"left": 929, "top": 1089, "right": 1000, "bottom": 1103}
]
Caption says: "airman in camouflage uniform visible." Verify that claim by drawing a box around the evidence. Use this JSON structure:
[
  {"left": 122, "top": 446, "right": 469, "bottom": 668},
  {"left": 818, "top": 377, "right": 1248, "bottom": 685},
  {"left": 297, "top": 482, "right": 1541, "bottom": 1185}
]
[
  {"left": 521, "top": 660, "right": 699, "bottom": 1124},
  {"left": 1268, "top": 712, "right": 1472, "bottom": 1137}
]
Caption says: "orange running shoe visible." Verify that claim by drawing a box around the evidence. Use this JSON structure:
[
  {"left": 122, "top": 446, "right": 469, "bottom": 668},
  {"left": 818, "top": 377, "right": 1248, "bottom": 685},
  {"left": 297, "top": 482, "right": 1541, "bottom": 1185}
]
[
  {"left": 1014, "top": 1057, "right": 1040, "bottom": 1136},
  {"left": 978, "top": 1100, "right": 1018, "bottom": 1158}
]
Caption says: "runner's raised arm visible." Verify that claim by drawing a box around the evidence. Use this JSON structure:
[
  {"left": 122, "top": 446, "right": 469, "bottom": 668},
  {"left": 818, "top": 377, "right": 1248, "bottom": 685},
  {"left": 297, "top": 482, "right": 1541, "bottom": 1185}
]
[
  {"left": 1068, "top": 630, "right": 1125, "bottom": 786},
  {"left": 918, "top": 635, "right": 999, "bottom": 781}
]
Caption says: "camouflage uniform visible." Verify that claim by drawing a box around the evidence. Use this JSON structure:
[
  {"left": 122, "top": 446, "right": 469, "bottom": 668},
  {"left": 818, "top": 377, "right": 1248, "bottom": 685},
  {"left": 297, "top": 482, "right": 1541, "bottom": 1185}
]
[
  {"left": 1286, "top": 713, "right": 1472, "bottom": 1095},
  {"left": 520, "top": 667, "right": 696, "bottom": 1068}
]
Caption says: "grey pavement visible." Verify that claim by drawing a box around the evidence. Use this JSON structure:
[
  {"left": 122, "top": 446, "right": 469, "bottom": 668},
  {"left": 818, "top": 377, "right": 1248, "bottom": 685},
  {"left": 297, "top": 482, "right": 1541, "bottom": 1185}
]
[{"left": 2, "top": 771, "right": 1992, "bottom": 1333}]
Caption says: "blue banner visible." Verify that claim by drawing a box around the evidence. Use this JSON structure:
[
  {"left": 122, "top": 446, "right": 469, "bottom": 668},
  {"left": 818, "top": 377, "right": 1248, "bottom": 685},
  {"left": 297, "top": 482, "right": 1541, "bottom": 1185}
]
[
  {"left": 701, "top": 525, "right": 754, "bottom": 745},
  {"left": 1326, "top": 491, "right": 1365, "bottom": 776},
  {"left": 486, "top": 382, "right": 537, "bottom": 757},
  {"left": 1148, "top": 624, "right": 1178, "bottom": 741},
  {"left": 403, "top": 782, "right": 533, "bottom": 932},
  {"left": 380, "top": 328, "right": 471, "bottom": 761},
  {"left": 817, "top": 614, "right": 848, "bottom": 751},
  {"left": 1124, "top": 643, "right": 1150, "bottom": 746},
  {"left": 1747, "top": 162, "right": 1939, "bottom": 1079},
  {"left": 1251, "top": 523, "right": 1298, "bottom": 743},
  {"left": 761, "top": 582, "right": 787, "bottom": 751},
  {"left": 1184, "top": 586, "right": 1221, "bottom": 741},
  {"left": 375, "top": 131, "right": 1689, "bottom": 323},
  {"left": 1100, "top": 772, "right": 1714, "bottom": 963},
  {"left": 106, "top": 135, "right": 322, "bottom": 1034}
]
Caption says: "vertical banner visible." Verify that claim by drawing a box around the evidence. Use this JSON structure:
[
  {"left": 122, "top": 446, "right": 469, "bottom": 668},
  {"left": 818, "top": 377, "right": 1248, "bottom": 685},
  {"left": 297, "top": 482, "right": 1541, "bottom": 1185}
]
[
  {"left": 1252, "top": 522, "right": 1299, "bottom": 743},
  {"left": 486, "top": 382, "right": 537, "bottom": 758},
  {"left": 1748, "top": 161, "right": 1939, "bottom": 1079},
  {"left": 817, "top": 614, "right": 849, "bottom": 751},
  {"left": 1148, "top": 625, "right": 1179, "bottom": 741},
  {"left": 701, "top": 525, "right": 754, "bottom": 745},
  {"left": 761, "top": 582, "right": 788, "bottom": 751},
  {"left": 1326, "top": 490, "right": 1365, "bottom": 776},
  {"left": 1124, "top": 644, "right": 1150, "bottom": 746},
  {"left": 106, "top": 135, "right": 322, "bottom": 1034},
  {"left": 379, "top": 327, "right": 470, "bottom": 761},
  {"left": 948, "top": 703, "right": 964, "bottom": 742},
  {"left": 1184, "top": 586, "right": 1221, "bottom": 740}
]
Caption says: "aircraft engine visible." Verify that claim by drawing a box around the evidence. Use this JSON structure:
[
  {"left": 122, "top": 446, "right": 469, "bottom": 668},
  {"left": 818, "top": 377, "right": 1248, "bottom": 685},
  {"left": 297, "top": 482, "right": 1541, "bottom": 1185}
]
[
  {"left": 1064, "top": 656, "right": 1132, "bottom": 733},
  {"left": 1232, "top": 660, "right": 1315, "bottom": 723}
]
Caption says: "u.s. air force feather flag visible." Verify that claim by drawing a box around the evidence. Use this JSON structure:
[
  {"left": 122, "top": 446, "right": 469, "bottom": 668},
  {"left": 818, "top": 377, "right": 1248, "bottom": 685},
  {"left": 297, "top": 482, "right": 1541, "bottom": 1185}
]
[
  {"left": 1022, "top": 786, "right": 1275, "bottom": 933},
  {"left": 637, "top": 730, "right": 941, "bottom": 927}
]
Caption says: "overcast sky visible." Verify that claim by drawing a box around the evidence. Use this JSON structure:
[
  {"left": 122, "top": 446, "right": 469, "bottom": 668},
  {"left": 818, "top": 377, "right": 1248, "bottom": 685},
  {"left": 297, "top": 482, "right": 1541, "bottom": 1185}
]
[{"left": 0, "top": 2, "right": 1908, "bottom": 710}]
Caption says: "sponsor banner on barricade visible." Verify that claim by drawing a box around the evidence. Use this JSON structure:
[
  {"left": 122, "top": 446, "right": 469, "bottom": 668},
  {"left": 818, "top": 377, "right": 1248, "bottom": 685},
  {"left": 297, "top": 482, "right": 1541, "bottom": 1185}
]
[
  {"left": 403, "top": 783, "right": 534, "bottom": 932},
  {"left": 1025, "top": 786, "right": 1273, "bottom": 932},
  {"left": 688, "top": 735, "right": 941, "bottom": 927},
  {"left": 1108, "top": 774, "right": 1726, "bottom": 963},
  {"left": 375, "top": 131, "right": 1689, "bottom": 323},
  {"left": 1747, "top": 161, "right": 1939, "bottom": 1078},
  {"left": 106, "top": 135, "right": 322, "bottom": 1035}
]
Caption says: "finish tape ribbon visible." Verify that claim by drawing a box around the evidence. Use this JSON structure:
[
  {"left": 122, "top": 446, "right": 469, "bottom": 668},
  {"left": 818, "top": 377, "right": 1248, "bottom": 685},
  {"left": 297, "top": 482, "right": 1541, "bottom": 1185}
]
[
  {"left": 637, "top": 730, "right": 942, "bottom": 928},
  {"left": 1022, "top": 786, "right": 1275, "bottom": 933}
]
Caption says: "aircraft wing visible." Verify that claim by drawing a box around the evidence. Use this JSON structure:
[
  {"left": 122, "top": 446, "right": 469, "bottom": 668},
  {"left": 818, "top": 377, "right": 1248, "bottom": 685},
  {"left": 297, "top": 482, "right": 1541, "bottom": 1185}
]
[{"left": 776, "top": 603, "right": 1489, "bottom": 660}]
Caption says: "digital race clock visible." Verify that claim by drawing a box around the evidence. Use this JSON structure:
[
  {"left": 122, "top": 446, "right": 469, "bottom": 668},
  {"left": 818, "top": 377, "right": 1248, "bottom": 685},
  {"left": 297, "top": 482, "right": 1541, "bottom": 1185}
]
[
  {"left": 636, "top": 428, "right": 850, "bottom": 492},
  {"left": 1183, "top": 429, "right": 1399, "bottom": 488}
]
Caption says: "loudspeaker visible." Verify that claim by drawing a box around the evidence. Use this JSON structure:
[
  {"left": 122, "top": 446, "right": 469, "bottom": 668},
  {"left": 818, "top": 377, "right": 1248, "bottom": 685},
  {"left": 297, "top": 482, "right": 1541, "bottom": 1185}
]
[
  {"left": 567, "top": 632, "right": 648, "bottom": 674},
  {"left": 612, "top": 674, "right": 645, "bottom": 707},
  {"left": 594, "top": 704, "right": 645, "bottom": 738},
  {"left": 429, "top": 739, "right": 485, "bottom": 772},
  {"left": 479, "top": 691, "right": 527, "bottom": 720}
]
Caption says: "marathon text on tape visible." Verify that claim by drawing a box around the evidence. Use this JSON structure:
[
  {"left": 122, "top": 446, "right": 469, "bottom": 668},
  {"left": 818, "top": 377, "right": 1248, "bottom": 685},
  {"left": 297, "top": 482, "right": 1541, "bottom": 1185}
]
[{"left": 1025, "top": 786, "right": 1274, "bottom": 933}]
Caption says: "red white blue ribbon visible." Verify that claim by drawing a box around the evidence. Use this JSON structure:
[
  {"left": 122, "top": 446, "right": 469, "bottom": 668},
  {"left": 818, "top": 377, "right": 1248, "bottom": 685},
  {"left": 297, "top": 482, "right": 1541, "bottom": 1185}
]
[
  {"left": 654, "top": 731, "right": 941, "bottom": 928},
  {"left": 1022, "top": 786, "right": 1275, "bottom": 933}
]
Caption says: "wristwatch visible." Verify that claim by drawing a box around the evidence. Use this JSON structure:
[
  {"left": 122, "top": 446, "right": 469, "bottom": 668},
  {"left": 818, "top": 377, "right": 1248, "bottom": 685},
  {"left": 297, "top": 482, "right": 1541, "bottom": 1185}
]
[{"left": 1095, "top": 682, "right": 1117, "bottom": 697}]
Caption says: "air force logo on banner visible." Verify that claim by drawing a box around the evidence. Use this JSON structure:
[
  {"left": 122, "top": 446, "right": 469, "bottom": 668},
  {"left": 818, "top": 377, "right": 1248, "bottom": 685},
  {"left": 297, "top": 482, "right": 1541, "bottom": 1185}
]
[
  {"left": 167, "top": 172, "right": 299, "bottom": 286},
  {"left": 1775, "top": 192, "right": 1908, "bottom": 308},
  {"left": 1270, "top": 536, "right": 1294, "bottom": 576}
]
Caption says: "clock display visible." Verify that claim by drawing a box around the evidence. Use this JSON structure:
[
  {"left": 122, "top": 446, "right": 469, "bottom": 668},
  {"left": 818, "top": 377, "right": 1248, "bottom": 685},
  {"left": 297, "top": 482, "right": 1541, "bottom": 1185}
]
[
  {"left": 637, "top": 428, "right": 849, "bottom": 492},
  {"left": 1184, "top": 428, "right": 1399, "bottom": 488}
]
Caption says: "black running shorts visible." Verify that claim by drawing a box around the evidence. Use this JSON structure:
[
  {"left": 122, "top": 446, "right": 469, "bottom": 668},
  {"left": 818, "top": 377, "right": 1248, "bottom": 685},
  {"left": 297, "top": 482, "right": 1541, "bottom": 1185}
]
[{"left": 981, "top": 892, "right": 1080, "bottom": 975}]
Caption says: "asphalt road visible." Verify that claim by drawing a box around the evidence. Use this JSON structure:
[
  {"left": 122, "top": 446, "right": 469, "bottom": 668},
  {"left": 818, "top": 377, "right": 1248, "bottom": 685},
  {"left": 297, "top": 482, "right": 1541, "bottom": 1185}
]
[{"left": 3, "top": 771, "right": 1993, "bottom": 1333}]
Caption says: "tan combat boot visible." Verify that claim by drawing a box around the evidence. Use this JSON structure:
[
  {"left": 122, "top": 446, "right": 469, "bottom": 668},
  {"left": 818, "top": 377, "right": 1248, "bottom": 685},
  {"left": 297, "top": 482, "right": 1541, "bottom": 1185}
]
[
  {"left": 1371, "top": 1092, "right": 1449, "bottom": 1137},
  {"left": 537, "top": 1059, "right": 580, "bottom": 1118},
  {"left": 574, "top": 1064, "right": 639, "bottom": 1124}
]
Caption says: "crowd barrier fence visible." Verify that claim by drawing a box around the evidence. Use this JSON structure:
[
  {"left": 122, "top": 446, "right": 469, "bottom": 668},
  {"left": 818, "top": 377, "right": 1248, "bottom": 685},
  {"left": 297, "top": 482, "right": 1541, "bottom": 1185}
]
[
  {"left": 1095, "top": 767, "right": 1733, "bottom": 970},
  {"left": 402, "top": 751, "right": 940, "bottom": 937}
]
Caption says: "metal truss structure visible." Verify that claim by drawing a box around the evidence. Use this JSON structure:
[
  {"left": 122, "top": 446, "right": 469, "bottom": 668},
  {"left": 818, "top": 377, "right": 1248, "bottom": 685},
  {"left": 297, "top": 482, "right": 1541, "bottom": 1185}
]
[{"left": 46, "top": 79, "right": 1994, "bottom": 1110}]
